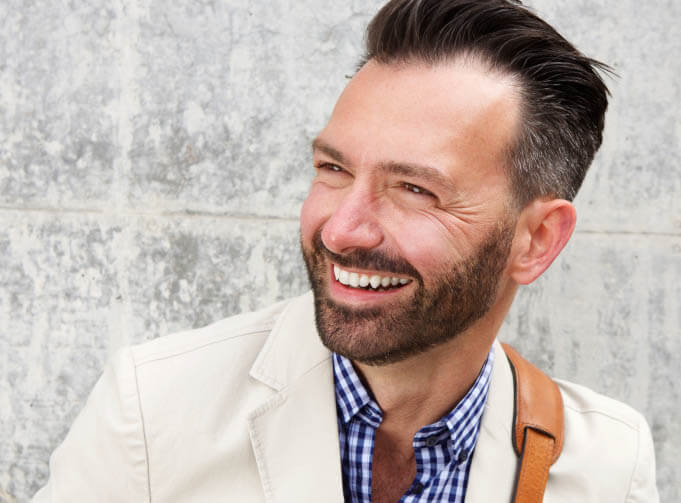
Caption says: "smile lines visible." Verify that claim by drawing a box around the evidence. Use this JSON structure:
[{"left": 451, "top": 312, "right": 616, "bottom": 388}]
[{"left": 333, "top": 264, "right": 411, "bottom": 290}]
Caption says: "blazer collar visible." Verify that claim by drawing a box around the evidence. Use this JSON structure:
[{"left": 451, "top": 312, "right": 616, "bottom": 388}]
[
  {"left": 247, "top": 292, "right": 344, "bottom": 503},
  {"left": 249, "top": 291, "right": 329, "bottom": 390}
]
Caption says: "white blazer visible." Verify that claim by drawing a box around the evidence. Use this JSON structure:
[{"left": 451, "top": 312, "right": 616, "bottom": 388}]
[{"left": 33, "top": 292, "right": 658, "bottom": 502}]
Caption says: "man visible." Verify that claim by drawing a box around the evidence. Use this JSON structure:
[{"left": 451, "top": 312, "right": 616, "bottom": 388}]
[{"left": 34, "top": 0, "right": 658, "bottom": 501}]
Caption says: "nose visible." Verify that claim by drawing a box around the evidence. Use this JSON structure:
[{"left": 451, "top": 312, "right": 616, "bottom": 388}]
[{"left": 321, "top": 186, "right": 384, "bottom": 255}]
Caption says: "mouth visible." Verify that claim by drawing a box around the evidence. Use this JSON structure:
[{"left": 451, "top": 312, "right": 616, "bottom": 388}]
[{"left": 332, "top": 263, "right": 412, "bottom": 292}]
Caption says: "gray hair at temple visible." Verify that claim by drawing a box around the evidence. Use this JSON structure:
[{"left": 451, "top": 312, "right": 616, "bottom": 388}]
[{"left": 362, "top": 0, "right": 612, "bottom": 207}]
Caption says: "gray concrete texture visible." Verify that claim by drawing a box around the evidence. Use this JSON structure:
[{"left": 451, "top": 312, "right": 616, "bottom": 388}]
[{"left": 0, "top": 0, "right": 678, "bottom": 501}]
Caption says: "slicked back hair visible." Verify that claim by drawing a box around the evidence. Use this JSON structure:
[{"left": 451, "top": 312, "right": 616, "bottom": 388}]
[{"left": 363, "top": 0, "right": 611, "bottom": 207}]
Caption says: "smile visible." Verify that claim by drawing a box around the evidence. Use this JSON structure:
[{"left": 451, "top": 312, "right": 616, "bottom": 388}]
[{"left": 333, "top": 264, "right": 412, "bottom": 291}]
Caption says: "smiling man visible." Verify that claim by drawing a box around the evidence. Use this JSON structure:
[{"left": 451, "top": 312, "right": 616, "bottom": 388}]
[
  {"left": 301, "top": 61, "right": 529, "bottom": 502},
  {"left": 34, "top": 1, "right": 658, "bottom": 502}
]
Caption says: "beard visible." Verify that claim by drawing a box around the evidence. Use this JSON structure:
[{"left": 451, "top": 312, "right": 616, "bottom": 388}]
[{"left": 301, "top": 220, "right": 515, "bottom": 366}]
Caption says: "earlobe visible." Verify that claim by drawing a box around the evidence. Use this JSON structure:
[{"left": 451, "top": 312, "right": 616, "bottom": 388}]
[{"left": 508, "top": 199, "right": 577, "bottom": 285}]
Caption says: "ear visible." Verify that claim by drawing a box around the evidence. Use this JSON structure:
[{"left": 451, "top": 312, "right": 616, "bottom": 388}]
[{"left": 507, "top": 199, "right": 576, "bottom": 285}]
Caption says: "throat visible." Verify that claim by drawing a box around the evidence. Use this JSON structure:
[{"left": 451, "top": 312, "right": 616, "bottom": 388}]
[{"left": 371, "top": 428, "right": 417, "bottom": 503}]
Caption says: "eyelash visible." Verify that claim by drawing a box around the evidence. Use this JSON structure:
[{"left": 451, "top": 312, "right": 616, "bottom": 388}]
[
  {"left": 321, "top": 163, "right": 342, "bottom": 171},
  {"left": 315, "top": 162, "right": 345, "bottom": 175}
]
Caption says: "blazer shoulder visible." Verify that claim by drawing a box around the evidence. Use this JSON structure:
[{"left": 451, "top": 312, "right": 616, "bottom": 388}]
[
  {"left": 555, "top": 378, "right": 646, "bottom": 431},
  {"left": 130, "top": 296, "right": 292, "bottom": 367},
  {"left": 548, "top": 378, "right": 659, "bottom": 502}
]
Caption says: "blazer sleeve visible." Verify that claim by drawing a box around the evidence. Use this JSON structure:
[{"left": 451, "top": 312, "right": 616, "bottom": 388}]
[
  {"left": 32, "top": 347, "right": 150, "bottom": 503},
  {"left": 625, "top": 414, "right": 659, "bottom": 503}
]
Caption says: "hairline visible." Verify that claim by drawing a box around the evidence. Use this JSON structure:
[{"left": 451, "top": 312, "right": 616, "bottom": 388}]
[{"left": 358, "top": 52, "right": 534, "bottom": 209}]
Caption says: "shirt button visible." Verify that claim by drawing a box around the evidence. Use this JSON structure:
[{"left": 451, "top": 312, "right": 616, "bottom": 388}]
[
  {"left": 412, "top": 482, "right": 424, "bottom": 495},
  {"left": 458, "top": 449, "right": 469, "bottom": 463},
  {"left": 425, "top": 437, "right": 438, "bottom": 447}
]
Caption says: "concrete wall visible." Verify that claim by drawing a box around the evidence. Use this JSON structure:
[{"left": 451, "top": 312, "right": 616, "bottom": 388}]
[{"left": 1, "top": 1, "right": 678, "bottom": 501}]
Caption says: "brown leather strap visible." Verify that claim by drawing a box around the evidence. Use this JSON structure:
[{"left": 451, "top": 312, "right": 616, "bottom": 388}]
[
  {"left": 502, "top": 343, "right": 564, "bottom": 503},
  {"left": 514, "top": 428, "right": 555, "bottom": 503}
]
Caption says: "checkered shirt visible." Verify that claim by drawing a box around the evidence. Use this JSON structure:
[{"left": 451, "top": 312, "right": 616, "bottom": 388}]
[{"left": 333, "top": 349, "right": 494, "bottom": 502}]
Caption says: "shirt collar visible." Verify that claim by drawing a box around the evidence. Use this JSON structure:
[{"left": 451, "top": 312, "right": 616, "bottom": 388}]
[
  {"left": 333, "top": 348, "right": 494, "bottom": 446},
  {"left": 333, "top": 352, "right": 375, "bottom": 425},
  {"left": 413, "top": 349, "right": 494, "bottom": 452}
]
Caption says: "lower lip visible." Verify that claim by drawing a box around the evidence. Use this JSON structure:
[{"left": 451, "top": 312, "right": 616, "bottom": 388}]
[{"left": 327, "top": 265, "right": 410, "bottom": 304}]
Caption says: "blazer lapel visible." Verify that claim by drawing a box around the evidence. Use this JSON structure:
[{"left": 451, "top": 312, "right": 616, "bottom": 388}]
[
  {"left": 247, "top": 293, "right": 344, "bottom": 503},
  {"left": 465, "top": 340, "right": 519, "bottom": 503}
]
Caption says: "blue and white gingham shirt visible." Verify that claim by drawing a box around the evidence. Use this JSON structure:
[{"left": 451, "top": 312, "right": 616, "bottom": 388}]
[{"left": 333, "top": 350, "right": 493, "bottom": 502}]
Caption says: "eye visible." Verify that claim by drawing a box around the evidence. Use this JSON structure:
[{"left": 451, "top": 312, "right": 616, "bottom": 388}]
[
  {"left": 316, "top": 162, "right": 344, "bottom": 173},
  {"left": 403, "top": 182, "right": 434, "bottom": 197},
  {"left": 313, "top": 162, "right": 351, "bottom": 188}
]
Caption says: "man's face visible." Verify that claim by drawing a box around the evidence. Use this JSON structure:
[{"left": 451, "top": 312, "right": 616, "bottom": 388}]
[{"left": 300, "top": 59, "right": 521, "bottom": 365}]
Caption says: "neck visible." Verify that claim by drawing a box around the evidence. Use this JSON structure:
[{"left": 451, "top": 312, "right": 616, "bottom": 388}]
[
  {"left": 355, "top": 331, "right": 491, "bottom": 434},
  {"left": 354, "top": 288, "right": 513, "bottom": 439}
]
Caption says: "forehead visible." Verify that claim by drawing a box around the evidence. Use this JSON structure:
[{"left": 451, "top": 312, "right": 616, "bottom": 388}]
[{"left": 317, "top": 59, "right": 521, "bottom": 190}]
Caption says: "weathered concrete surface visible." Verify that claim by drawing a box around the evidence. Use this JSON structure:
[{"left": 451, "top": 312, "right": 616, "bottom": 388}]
[
  {"left": 0, "top": 0, "right": 679, "bottom": 501},
  {"left": 500, "top": 232, "right": 681, "bottom": 497},
  {"left": 0, "top": 213, "right": 307, "bottom": 500},
  {"left": 531, "top": 0, "right": 681, "bottom": 236}
]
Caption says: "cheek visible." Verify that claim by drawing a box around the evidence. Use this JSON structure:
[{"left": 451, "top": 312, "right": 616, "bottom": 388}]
[
  {"left": 300, "top": 185, "right": 331, "bottom": 245},
  {"left": 299, "top": 197, "right": 317, "bottom": 246},
  {"left": 389, "top": 211, "right": 470, "bottom": 267},
  {"left": 398, "top": 233, "right": 455, "bottom": 277}
]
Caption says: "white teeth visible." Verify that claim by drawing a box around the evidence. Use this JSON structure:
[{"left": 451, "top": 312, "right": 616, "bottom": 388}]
[{"left": 334, "top": 264, "right": 411, "bottom": 290}]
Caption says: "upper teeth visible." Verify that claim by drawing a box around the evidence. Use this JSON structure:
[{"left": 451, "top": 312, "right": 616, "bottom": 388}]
[{"left": 334, "top": 265, "right": 410, "bottom": 290}]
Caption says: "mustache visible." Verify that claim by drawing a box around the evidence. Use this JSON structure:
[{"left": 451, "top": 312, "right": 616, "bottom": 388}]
[{"left": 312, "top": 231, "right": 422, "bottom": 281}]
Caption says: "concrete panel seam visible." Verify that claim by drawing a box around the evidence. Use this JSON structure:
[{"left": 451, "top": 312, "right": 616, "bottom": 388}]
[{"left": 0, "top": 206, "right": 299, "bottom": 223}]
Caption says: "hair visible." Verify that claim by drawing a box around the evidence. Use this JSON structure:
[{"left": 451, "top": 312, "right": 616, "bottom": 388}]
[{"left": 362, "top": 0, "right": 612, "bottom": 207}]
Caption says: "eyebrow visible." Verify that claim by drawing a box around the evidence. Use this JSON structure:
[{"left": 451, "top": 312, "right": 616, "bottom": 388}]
[
  {"left": 378, "top": 161, "right": 455, "bottom": 192},
  {"left": 312, "top": 137, "right": 456, "bottom": 193},
  {"left": 311, "top": 138, "right": 348, "bottom": 164}
]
